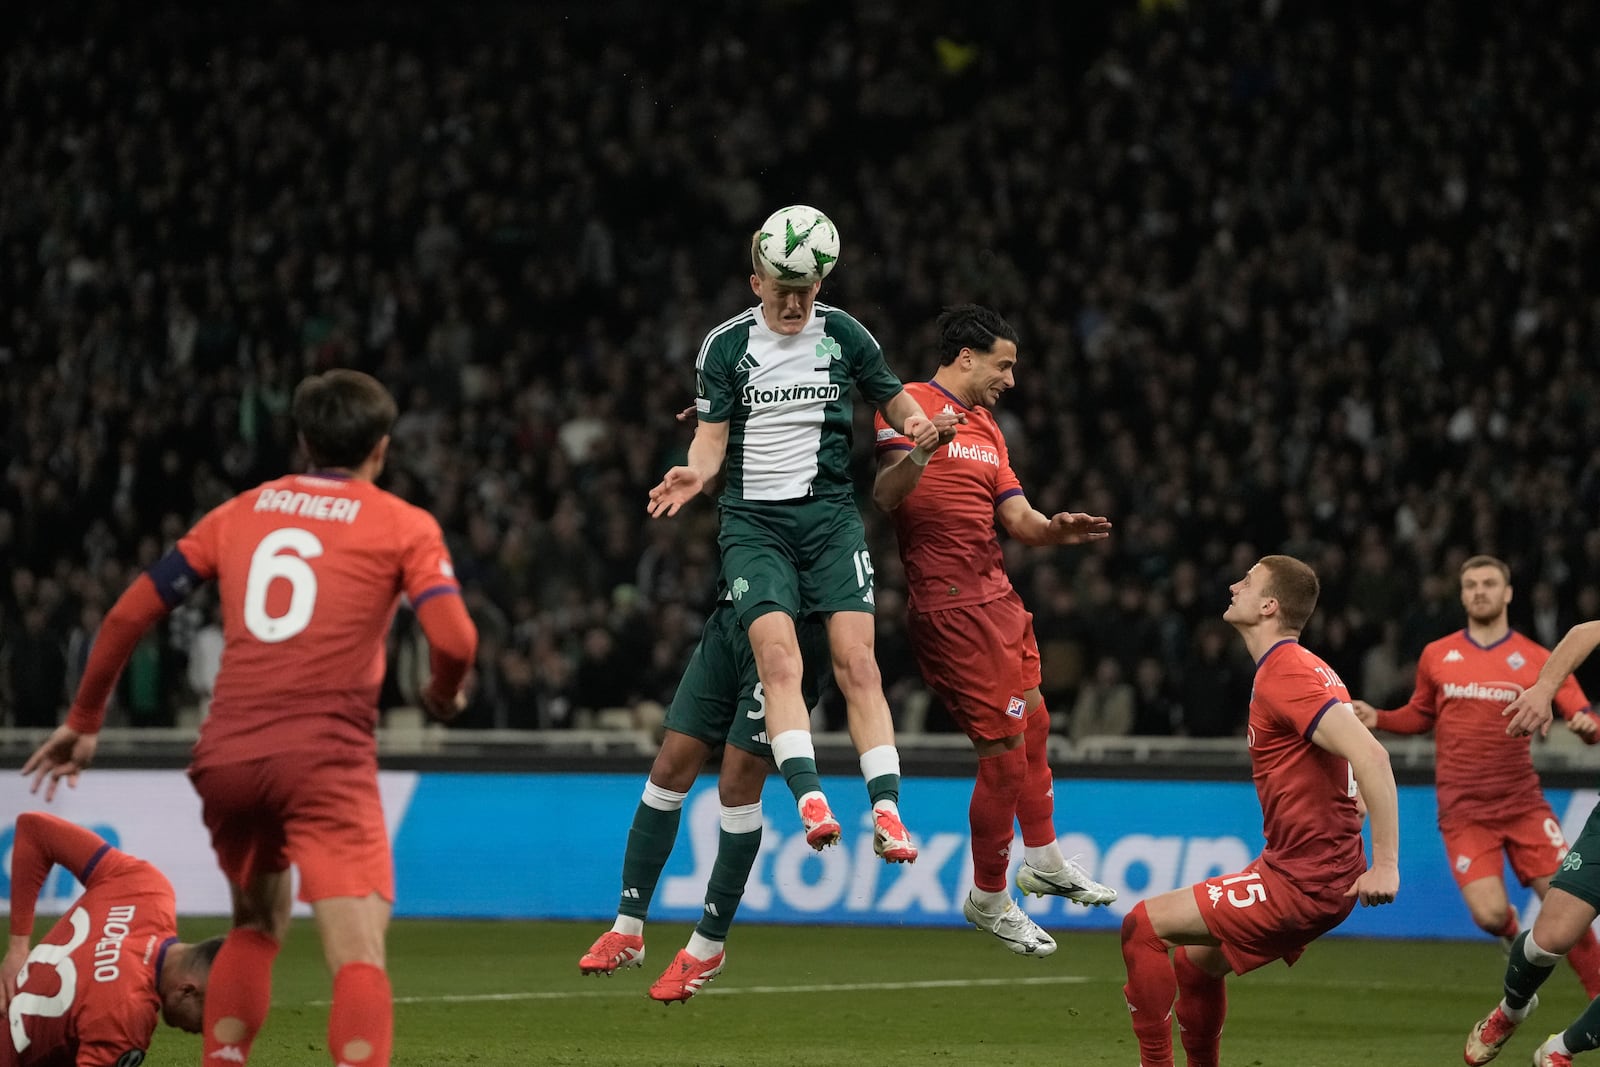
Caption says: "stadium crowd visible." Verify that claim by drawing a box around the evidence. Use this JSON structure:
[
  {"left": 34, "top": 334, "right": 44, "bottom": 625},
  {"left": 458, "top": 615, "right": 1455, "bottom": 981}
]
[{"left": 3, "top": 0, "right": 1600, "bottom": 738}]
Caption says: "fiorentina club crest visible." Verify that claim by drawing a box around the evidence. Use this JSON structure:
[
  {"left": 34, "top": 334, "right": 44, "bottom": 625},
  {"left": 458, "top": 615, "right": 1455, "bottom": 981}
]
[
  {"left": 1507, "top": 651, "right": 1526, "bottom": 671},
  {"left": 1005, "top": 696, "right": 1026, "bottom": 718}
]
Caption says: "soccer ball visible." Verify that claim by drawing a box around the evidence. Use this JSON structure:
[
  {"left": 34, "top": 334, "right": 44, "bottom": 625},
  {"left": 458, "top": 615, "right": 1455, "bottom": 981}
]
[{"left": 755, "top": 205, "right": 840, "bottom": 285}]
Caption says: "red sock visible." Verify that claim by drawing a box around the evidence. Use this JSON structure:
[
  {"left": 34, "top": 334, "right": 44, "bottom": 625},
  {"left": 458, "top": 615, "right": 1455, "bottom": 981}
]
[
  {"left": 329, "top": 962, "right": 393, "bottom": 1067},
  {"left": 971, "top": 745, "right": 1028, "bottom": 892},
  {"left": 204, "top": 929, "right": 280, "bottom": 1062},
  {"left": 1121, "top": 902, "right": 1176, "bottom": 1067},
  {"left": 1174, "top": 947, "right": 1226, "bottom": 1067},
  {"left": 1014, "top": 703, "right": 1057, "bottom": 846},
  {"left": 1490, "top": 910, "right": 1519, "bottom": 940},
  {"left": 1567, "top": 928, "right": 1600, "bottom": 999}
]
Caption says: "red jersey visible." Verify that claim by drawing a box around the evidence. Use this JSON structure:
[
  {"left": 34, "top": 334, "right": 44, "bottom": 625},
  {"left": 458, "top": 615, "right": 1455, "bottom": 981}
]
[
  {"left": 5, "top": 823, "right": 177, "bottom": 1067},
  {"left": 873, "top": 381, "right": 1023, "bottom": 614},
  {"left": 169, "top": 473, "right": 460, "bottom": 766},
  {"left": 1248, "top": 639, "right": 1366, "bottom": 891},
  {"left": 1380, "top": 629, "right": 1591, "bottom": 830}
]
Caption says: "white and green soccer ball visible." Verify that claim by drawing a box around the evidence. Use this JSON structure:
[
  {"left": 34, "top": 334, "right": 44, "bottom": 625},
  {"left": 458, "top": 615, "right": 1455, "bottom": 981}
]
[{"left": 755, "top": 205, "right": 840, "bottom": 285}]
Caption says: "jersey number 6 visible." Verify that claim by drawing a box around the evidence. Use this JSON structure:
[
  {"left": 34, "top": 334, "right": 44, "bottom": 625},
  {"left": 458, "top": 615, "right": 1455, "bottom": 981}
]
[{"left": 244, "top": 527, "right": 324, "bottom": 643}]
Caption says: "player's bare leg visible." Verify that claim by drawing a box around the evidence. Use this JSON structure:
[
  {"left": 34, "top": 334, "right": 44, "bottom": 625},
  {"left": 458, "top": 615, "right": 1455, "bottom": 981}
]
[
  {"left": 749, "top": 611, "right": 840, "bottom": 848},
  {"left": 205, "top": 870, "right": 292, "bottom": 1064},
  {"left": 827, "top": 610, "right": 916, "bottom": 863},
  {"left": 313, "top": 893, "right": 394, "bottom": 1067}
]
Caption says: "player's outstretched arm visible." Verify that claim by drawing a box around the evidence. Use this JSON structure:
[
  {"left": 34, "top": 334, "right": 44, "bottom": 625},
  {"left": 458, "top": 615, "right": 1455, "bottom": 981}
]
[
  {"left": 1506, "top": 620, "right": 1600, "bottom": 738},
  {"left": 23, "top": 575, "right": 172, "bottom": 800},
  {"left": 1312, "top": 704, "right": 1399, "bottom": 906},
  {"left": 2, "top": 813, "right": 113, "bottom": 1005},
  {"left": 649, "top": 419, "right": 729, "bottom": 517},
  {"left": 997, "top": 495, "right": 1113, "bottom": 548}
]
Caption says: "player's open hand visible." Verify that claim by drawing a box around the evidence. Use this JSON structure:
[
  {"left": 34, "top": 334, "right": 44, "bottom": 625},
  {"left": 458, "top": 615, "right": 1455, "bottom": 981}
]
[
  {"left": 21, "top": 724, "right": 98, "bottom": 802},
  {"left": 1045, "top": 512, "right": 1112, "bottom": 545},
  {"left": 931, "top": 409, "right": 966, "bottom": 445},
  {"left": 1345, "top": 864, "right": 1398, "bottom": 907},
  {"left": 648, "top": 466, "right": 705, "bottom": 518},
  {"left": 1503, "top": 686, "right": 1556, "bottom": 738},
  {"left": 1349, "top": 700, "right": 1379, "bottom": 729}
]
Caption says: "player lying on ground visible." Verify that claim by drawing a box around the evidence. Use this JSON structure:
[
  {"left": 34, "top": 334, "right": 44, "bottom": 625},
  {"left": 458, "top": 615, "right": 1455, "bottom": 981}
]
[{"left": 2, "top": 812, "right": 222, "bottom": 1066}]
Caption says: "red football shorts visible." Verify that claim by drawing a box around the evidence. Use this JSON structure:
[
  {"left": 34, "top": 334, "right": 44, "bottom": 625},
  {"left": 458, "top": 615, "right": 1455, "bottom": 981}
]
[
  {"left": 1192, "top": 857, "right": 1357, "bottom": 975},
  {"left": 907, "top": 590, "right": 1041, "bottom": 742},
  {"left": 189, "top": 751, "right": 394, "bottom": 904},
  {"left": 1441, "top": 804, "right": 1569, "bottom": 889}
]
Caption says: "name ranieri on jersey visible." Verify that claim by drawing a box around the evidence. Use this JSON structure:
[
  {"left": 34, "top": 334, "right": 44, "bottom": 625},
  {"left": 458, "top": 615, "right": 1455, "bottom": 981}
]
[{"left": 253, "top": 488, "right": 362, "bottom": 523}]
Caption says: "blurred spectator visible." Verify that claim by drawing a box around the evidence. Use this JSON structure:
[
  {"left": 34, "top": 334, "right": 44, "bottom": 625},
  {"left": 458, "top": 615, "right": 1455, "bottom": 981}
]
[
  {"left": 1070, "top": 656, "right": 1135, "bottom": 741},
  {"left": 4, "top": 0, "right": 1600, "bottom": 738}
]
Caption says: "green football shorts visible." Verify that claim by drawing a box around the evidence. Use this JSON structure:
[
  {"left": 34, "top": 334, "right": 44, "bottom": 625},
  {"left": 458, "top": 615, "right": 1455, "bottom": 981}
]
[{"left": 717, "top": 496, "right": 876, "bottom": 627}]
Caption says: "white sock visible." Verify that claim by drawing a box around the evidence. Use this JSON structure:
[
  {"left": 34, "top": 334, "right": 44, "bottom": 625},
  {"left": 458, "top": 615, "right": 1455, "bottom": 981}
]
[
  {"left": 873, "top": 798, "right": 900, "bottom": 817},
  {"left": 686, "top": 932, "right": 724, "bottom": 961},
  {"left": 859, "top": 744, "right": 900, "bottom": 782},
  {"left": 612, "top": 916, "right": 644, "bottom": 937},
  {"left": 1543, "top": 1033, "right": 1571, "bottom": 1057},
  {"left": 641, "top": 781, "right": 688, "bottom": 811},
  {"left": 1501, "top": 995, "right": 1534, "bottom": 1023},
  {"left": 1024, "top": 841, "right": 1065, "bottom": 872},
  {"left": 969, "top": 887, "right": 1010, "bottom": 914},
  {"left": 771, "top": 730, "right": 816, "bottom": 766},
  {"left": 1524, "top": 931, "right": 1562, "bottom": 967}
]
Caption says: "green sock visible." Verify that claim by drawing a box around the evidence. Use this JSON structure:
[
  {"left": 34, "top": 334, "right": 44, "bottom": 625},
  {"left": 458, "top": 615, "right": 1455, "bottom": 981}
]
[
  {"left": 778, "top": 758, "right": 822, "bottom": 803},
  {"left": 1504, "top": 930, "right": 1557, "bottom": 1011},
  {"left": 867, "top": 773, "right": 900, "bottom": 807},
  {"left": 695, "top": 825, "right": 763, "bottom": 941},
  {"left": 1563, "top": 997, "right": 1600, "bottom": 1052},
  {"left": 618, "top": 799, "right": 682, "bottom": 920}
]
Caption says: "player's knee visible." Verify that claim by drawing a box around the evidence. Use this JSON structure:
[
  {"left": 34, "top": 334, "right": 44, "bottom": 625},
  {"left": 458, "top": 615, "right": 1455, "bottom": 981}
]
[
  {"left": 752, "top": 644, "right": 804, "bottom": 691},
  {"left": 830, "top": 645, "right": 882, "bottom": 696},
  {"left": 1121, "top": 901, "right": 1152, "bottom": 946}
]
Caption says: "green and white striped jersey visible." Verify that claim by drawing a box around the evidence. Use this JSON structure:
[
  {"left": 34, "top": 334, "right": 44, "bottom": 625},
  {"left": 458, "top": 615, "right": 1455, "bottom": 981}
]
[{"left": 695, "top": 302, "right": 904, "bottom": 502}]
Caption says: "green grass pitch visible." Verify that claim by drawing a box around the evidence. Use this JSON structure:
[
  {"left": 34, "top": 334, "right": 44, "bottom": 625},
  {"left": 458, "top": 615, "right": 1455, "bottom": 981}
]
[{"left": 148, "top": 918, "right": 1579, "bottom": 1065}]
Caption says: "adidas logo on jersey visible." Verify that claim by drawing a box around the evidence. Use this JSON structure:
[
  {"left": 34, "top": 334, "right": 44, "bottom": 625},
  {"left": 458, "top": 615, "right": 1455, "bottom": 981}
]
[
  {"left": 751, "top": 731, "right": 768, "bottom": 745},
  {"left": 736, "top": 353, "right": 761, "bottom": 373}
]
